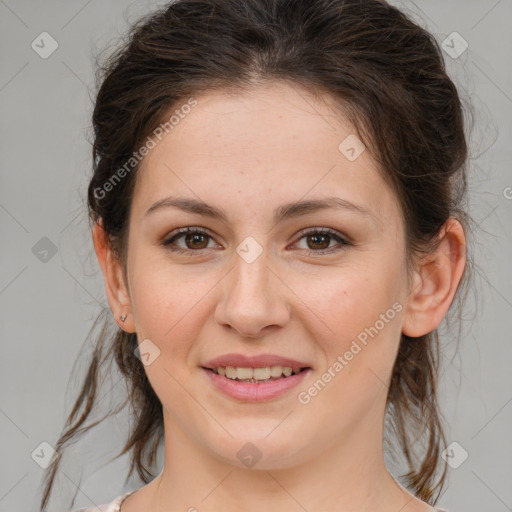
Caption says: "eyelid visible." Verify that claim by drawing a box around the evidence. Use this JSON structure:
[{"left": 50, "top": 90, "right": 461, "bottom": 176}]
[{"left": 293, "top": 226, "right": 351, "bottom": 245}]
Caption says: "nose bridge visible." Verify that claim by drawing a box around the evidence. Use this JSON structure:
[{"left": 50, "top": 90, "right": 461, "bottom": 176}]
[
  {"left": 215, "top": 243, "right": 290, "bottom": 337},
  {"left": 233, "top": 247, "right": 272, "bottom": 301}
]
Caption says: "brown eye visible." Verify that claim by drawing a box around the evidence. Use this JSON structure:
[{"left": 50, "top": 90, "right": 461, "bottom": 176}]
[
  {"left": 162, "top": 227, "right": 217, "bottom": 254},
  {"left": 306, "top": 233, "right": 331, "bottom": 250},
  {"left": 162, "top": 226, "right": 350, "bottom": 257},
  {"left": 293, "top": 228, "right": 351, "bottom": 255},
  {"left": 183, "top": 232, "right": 209, "bottom": 249}
]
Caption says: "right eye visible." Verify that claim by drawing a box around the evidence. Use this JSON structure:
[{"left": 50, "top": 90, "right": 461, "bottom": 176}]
[{"left": 162, "top": 227, "right": 220, "bottom": 255}]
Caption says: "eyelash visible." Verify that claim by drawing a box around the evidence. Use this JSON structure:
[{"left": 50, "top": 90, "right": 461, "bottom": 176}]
[{"left": 161, "top": 226, "right": 351, "bottom": 256}]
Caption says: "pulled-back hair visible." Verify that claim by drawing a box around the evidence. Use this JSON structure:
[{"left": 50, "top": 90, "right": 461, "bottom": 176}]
[{"left": 40, "top": 0, "right": 474, "bottom": 508}]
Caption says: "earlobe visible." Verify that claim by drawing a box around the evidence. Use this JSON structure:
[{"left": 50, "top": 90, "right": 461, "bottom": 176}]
[
  {"left": 92, "top": 218, "right": 135, "bottom": 333},
  {"left": 402, "top": 218, "right": 466, "bottom": 338}
]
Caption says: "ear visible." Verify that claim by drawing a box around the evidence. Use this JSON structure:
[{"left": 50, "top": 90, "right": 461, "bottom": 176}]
[
  {"left": 92, "top": 218, "right": 136, "bottom": 333},
  {"left": 402, "top": 217, "right": 467, "bottom": 337}
]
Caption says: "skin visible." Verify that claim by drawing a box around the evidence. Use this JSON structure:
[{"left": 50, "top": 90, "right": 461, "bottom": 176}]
[{"left": 92, "top": 80, "right": 466, "bottom": 512}]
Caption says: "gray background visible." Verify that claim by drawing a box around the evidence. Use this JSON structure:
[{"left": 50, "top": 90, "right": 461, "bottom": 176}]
[{"left": 1, "top": 1, "right": 511, "bottom": 511}]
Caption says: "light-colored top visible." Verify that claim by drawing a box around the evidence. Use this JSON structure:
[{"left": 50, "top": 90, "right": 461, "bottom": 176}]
[
  {"left": 73, "top": 490, "right": 449, "bottom": 512},
  {"left": 73, "top": 490, "right": 136, "bottom": 512}
]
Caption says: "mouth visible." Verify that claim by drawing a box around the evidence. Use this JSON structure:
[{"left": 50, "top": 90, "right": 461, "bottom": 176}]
[
  {"left": 200, "top": 364, "right": 312, "bottom": 402},
  {"left": 202, "top": 365, "right": 310, "bottom": 383}
]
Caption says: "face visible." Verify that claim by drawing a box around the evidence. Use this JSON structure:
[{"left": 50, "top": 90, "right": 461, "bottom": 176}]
[{"left": 119, "top": 81, "right": 412, "bottom": 469}]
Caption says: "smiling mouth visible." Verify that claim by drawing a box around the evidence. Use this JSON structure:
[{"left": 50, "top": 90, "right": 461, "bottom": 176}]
[{"left": 202, "top": 365, "right": 310, "bottom": 383}]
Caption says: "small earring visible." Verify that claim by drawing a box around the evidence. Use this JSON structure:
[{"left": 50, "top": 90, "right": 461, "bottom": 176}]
[{"left": 120, "top": 314, "right": 127, "bottom": 323}]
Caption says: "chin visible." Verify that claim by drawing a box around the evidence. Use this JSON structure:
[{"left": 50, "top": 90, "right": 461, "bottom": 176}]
[{"left": 207, "top": 429, "right": 311, "bottom": 470}]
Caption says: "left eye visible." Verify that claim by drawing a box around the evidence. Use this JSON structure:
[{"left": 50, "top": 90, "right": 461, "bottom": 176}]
[
  {"left": 162, "top": 227, "right": 350, "bottom": 255},
  {"left": 293, "top": 228, "right": 350, "bottom": 254}
]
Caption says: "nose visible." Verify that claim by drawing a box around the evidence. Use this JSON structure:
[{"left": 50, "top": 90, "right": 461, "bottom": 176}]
[{"left": 215, "top": 250, "right": 291, "bottom": 338}]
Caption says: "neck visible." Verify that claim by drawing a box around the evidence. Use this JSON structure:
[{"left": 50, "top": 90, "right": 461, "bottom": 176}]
[{"left": 134, "top": 410, "right": 434, "bottom": 512}]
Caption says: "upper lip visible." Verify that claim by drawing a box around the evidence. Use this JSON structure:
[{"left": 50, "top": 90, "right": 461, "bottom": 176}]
[{"left": 202, "top": 353, "right": 311, "bottom": 370}]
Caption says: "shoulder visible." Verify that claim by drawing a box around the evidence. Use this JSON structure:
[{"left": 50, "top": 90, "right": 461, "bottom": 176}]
[{"left": 72, "top": 490, "right": 136, "bottom": 512}]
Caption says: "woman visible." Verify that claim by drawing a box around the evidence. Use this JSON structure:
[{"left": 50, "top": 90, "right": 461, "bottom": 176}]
[{"left": 40, "top": 0, "right": 472, "bottom": 510}]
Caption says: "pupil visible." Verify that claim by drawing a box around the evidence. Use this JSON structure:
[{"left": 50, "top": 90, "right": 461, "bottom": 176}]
[
  {"left": 309, "top": 234, "right": 329, "bottom": 250},
  {"left": 186, "top": 233, "right": 207, "bottom": 249}
]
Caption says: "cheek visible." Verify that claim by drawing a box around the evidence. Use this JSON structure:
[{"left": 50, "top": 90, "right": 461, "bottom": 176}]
[
  {"left": 294, "top": 271, "right": 403, "bottom": 438},
  {"left": 128, "top": 259, "right": 211, "bottom": 361},
  {"left": 312, "top": 265, "right": 402, "bottom": 349},
  {"left": 303, "top": 260, "right": 405, "bottom": 419},
  {"left": 128, "top": 266, "right": 212, "bottom": 409}
]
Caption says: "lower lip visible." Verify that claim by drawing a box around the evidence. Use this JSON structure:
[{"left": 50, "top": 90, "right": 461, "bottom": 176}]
[{"left": 202, "top": 367, "right": 311, "bottom": 402}]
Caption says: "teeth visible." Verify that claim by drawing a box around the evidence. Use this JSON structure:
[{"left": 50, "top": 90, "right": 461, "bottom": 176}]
[
  {"left": 254, "top": 367, "right": 271, "bottom": 380},
  {"left": 215, "top": 365, "right": 302, "bottom": 381},
  {"left": 270, "top": 365, "right": 283, "bottom": 378},
  {"left": 236, "top": 367, "right": 253, "bottom": 380},
  {"left": 225, "top": 366, "right": 237, "bottom": 379}
]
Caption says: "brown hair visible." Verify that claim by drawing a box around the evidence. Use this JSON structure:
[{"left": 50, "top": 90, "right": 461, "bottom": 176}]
[{"left": 40, "top": 0, "right": 474, "bottom": 508}]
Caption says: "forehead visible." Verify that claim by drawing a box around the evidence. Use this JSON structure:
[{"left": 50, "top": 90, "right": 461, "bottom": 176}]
[{"left": 132, "top": 81, "right": 401, "bottom": 227}]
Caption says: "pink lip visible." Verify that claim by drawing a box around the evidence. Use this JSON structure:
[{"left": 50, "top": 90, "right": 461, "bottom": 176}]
[
  {"left": 202, "top": 353, "right": 311, "bottom": 370},
  {"left": 202, "top": 367, "right": 311, "bottom": 402}
]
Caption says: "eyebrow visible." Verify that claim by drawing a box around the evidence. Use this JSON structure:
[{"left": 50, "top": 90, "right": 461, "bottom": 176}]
[{"left": 144, "top": 195, "right": 374, "bottom": 224}]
